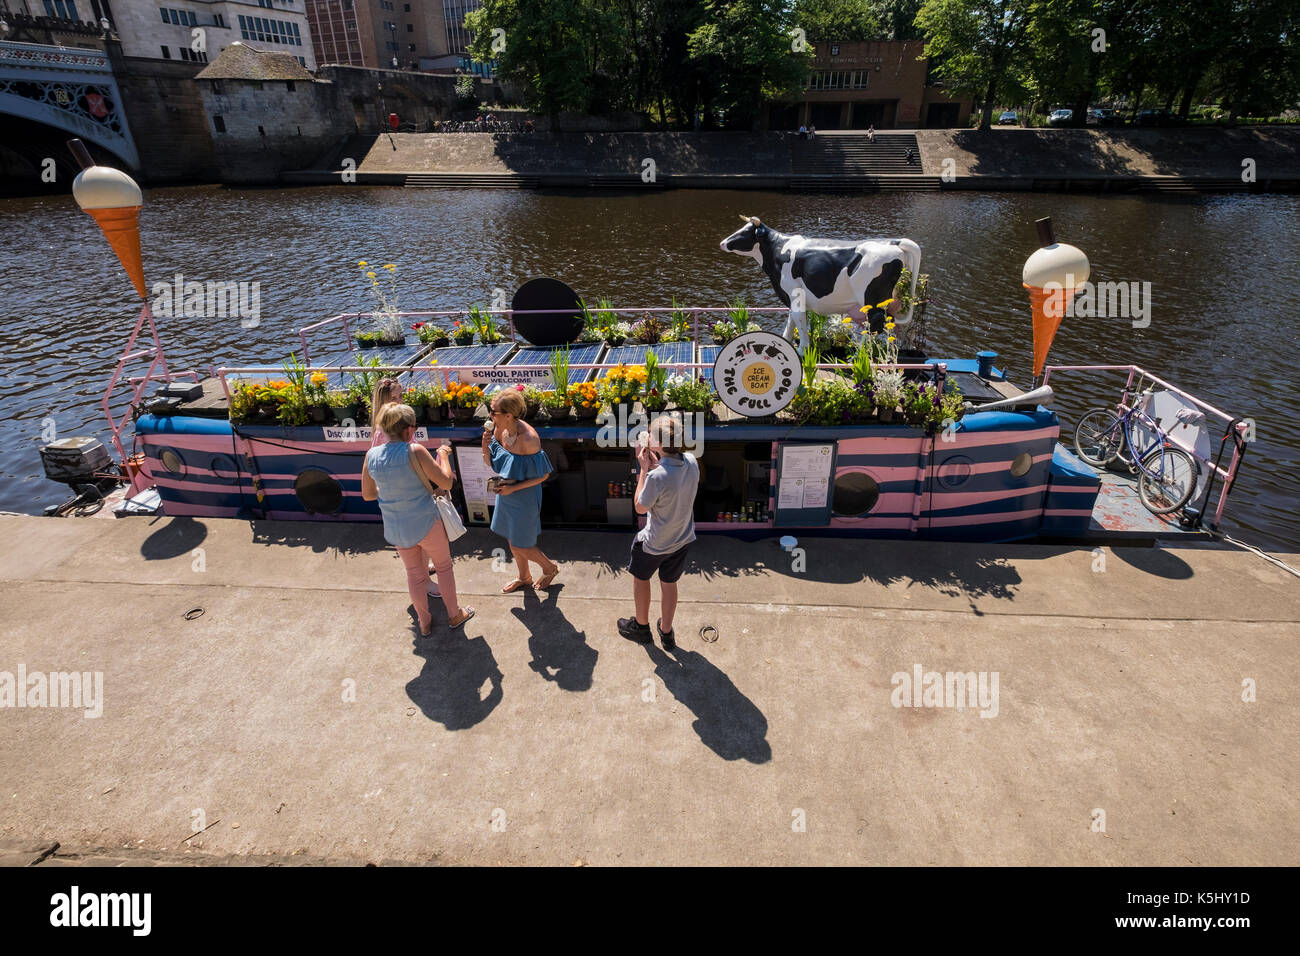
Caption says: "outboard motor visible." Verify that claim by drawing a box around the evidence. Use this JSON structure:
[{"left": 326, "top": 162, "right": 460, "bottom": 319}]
[{"left": 40, "top": 437, "right": 122, "bottom": 516}]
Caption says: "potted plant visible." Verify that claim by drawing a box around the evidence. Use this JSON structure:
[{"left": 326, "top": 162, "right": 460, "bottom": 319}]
[
  {"left": 664, "top": 374, "right": 715, "bottom": 419},
  {"left": 598, "top": 363, "right": 645, "bottom": 417},
  {"left": 642, "top": 349, "right": 668, "bottom": 412},
  {"left": 631, "top": 315, "right": 665, "bottom": 344},
  {"left": 515, "top": 383, "right": 544, "bottom": 420},
  {"left": 541, "top": 388, "right": 571, "bottom": 421},
  {"left": 306, "top": 370, "right": 331, "bottom": 422},
  {"left": 354, "top": 329, "right": 383, "bottom": 349},
  {"left": 872, "top": 369, "right": 904, "bottom": 423},
  {"left": 445, "top": 381, "right": 485, "bottom": 423},
  {"left": 822, "top": 315, "right": 856, "bottom": 360},
  {"left": 326, "top": 389, "right": 356, "bottom": 424},
  {"left": 568, "top": 381, "right": 601, "bottom": 420},
  {"left": 414, "top": 322, "right": 450, "bottom": 348},
  {"left": 601, "top": 321, "right": 631, "bottom": 348},
  {"left": 405, "top": 383, "right": 431, "bottom": 423},
  {"left": 577, "top": 298, "right": 603, "bottom": 343},
  {"left": 452, "top": 321, "right": 476, "bottom": 346},
  {"left": 357, "top": 260, "right": 406, "bottom": 344}
]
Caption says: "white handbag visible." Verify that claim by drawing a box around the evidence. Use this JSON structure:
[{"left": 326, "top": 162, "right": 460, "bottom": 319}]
[{"left": 408, "top": 444, "right": 468, "bottom": 542}]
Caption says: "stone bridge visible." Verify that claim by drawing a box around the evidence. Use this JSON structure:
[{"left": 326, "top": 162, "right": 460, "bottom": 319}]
[{"left": 0, "top": 40, "right": 138, "bottom": 169}]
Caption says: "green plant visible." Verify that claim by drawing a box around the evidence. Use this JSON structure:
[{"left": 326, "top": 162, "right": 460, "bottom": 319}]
[
  {"left": 466, "top": 304, "right": 501, "bottom": 344},
  {"left": 452, "top": 321, "right": 475, "bottom": 345},
  {"left": 872, "top": 368, "right": 905, "bottom": 412},
  {"left": 664, "top": 374, "right": 714, "bottom": 412},
  {"left": 522, "top": 384, "right": 546, "bottom": 407},
  {"left": 727, "top": 297, "right": 749, "bottom": 326},
  {"left": 849, "top": 341, "right": 874, "bottom": 389},
  {"left": 631, "top": 315, "right": 664, "bottom": 344},
  {"left": 788, "top": 378, "right": 862, "bottom": 426},
  {"left": 348, "top": 352, "right": 384, "bottom": 403},
  {"left": 454, "top": 73, "right": 476, "bottom": 109},
  {"left": 404, "top": 383, "right": 430, "bottom": 408},
  {"left": 414, "top": 322, "right": 449, "bottom": 345},
  {"left": 800, "top": 340, "right": 821, "bottom": 392},
  {"left": 661, "top": 298, "right": 692, "bottom": 342},
  {"left": 548, "top": 345, "right": 571, "bottom": 395},
  {"left": 643, "top": 349, "right": 668, "bottom": 409},
  {"left": 541, "top": 388, "right": 570, "bottom": 410},
  {"left": 325, "top": 389, "right": 352, "bottom": 408},
  {"left": 356, "top": 259, "right": 403, "bottom": 340}
]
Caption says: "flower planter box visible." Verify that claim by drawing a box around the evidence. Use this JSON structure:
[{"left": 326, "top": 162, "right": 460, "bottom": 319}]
[
  {"left": 450, "top": 405, "right": 479, "bottom": 423},
  {"left": 542, "top": 405, "right": 571, "bottom": 423},
  {"left": 331, "top": 404, "right": 358, "bottom": 424}
]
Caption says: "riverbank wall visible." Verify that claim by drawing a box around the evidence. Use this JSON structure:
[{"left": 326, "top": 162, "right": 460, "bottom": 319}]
[{"left": 278, "top": 127, "right": 1300, "bottom": 193}]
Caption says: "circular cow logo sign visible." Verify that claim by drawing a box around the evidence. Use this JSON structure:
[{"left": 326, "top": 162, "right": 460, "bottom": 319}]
[{"left": 712, "top": 331, "right": 801, "bottom": 417}]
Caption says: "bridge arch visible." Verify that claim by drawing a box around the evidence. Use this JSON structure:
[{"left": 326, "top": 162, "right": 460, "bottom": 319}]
[{"left": 0, "top": 41, "right": 139, "bottom": 169}]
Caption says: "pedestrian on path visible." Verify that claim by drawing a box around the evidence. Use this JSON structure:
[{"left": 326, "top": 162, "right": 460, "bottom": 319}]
[
  {"left": 482, "top": 388, "right": 559, "bottom": 592},
  {"left": 619, "top": 415, "right": 699, "bottom": 649},
  {"left": 362, "top": 403, "right": 474, "bottom": 635},
  {"left": 867, "top": 124, "right": 876, "bottom": 143}
]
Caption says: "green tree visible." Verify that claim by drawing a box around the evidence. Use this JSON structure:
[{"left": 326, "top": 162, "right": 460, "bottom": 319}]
[
  {"left": 687, "top": 0, "right": 815, "bottom": 128},
  {"left": 792, "top": 0, "right": 882, "bottom": 41},
  {"left": 1208, "top": 0, "right": 1300, "bottom": 121},
  {"left": 915, "top": 0, "right": 1033, "bottom": 129},
  {"left": 875, "top": 0, "right": 926, "bottom": 41}
]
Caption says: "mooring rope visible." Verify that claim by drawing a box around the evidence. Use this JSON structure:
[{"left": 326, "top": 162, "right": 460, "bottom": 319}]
[{"left": 1214, "top": 532, "right": 1300, "bottom": 579}]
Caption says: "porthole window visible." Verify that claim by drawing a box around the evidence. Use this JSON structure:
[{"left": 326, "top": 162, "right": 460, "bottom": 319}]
[
  {"left": 937, "top": 456, "right": 973, "bottom": 489},
  {"left": 159, "top": 448, "right": 185, "bottom": 475},
  {"left": 1009, "top": 452, "right": 1034, "bottom": 478},
  {"left": 209, "top": 455, "right": 240, "bottom": 483},
  {"left": 295, "top": 468, "right": 344, "bottom": 514},
  {"left": 832, "top": 471, "right": 880, "bottom": 517}
]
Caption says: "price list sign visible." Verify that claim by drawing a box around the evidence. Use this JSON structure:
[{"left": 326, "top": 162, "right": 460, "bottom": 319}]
[{"left": 773, "top": 442, "right": 837, "bottom": 527}]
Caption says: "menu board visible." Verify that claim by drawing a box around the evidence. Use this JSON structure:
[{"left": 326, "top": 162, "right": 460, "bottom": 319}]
[
  {"left": 455, "top": 444, "right": 498, "bottom": 525},
  {"left": 773, "top": 442, "right": 837, "bottom": 527}
]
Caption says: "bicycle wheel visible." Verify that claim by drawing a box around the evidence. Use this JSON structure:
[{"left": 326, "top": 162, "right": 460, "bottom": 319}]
[
  {"left": 1138, "top": 445, "right": 1198, "bottom": 514},
  {"left": 1074, "top": 408, "right": 1123, "bottom": 467}
]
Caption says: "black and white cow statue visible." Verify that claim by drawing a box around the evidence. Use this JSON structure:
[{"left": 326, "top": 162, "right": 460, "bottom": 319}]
[{"left": 720, "top": 216, "right": 921, "bottom": 353}]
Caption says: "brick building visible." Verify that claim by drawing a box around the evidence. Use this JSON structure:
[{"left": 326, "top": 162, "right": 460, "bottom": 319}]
[
  {"left": 768, "top": 40, "right": 971, "bottom": 130},
  {"left": 303, "top": 0, "right": 466, "bottom": 70}
]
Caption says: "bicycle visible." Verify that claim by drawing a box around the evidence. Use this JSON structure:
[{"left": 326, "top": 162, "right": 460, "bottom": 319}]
[{"left": 1073, "top": 387, "right": 1201, "bottom": 515}]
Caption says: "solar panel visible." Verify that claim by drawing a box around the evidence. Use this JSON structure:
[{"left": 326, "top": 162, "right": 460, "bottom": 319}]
[
  {"left": 602, "top": 342, "right": 696, "bottom": 372},
  {"left": 426, "top": 343, "right": 517, "bottom": 383},
  {"left": 698, "top": 346, "right": 720, "bottom": 383},
  {"left": 307, "top": 337, "right": 434, "bottom": 387},
  {"left": 506, "top": 343, "right": 605, "bottom": 384}
]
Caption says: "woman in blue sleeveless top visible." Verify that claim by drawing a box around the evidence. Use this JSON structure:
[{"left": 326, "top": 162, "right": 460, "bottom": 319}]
[
  {"left": 362, "top": 403, "right": 475, "bottom": 635},
  {"left": 481, "top": 389, "right": 559, "bottom": 592}
]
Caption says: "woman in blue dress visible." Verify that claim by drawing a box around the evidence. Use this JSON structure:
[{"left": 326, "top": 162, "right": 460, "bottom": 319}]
[{"left": 481, "top": 389, "right": 560, "bottom": 592}]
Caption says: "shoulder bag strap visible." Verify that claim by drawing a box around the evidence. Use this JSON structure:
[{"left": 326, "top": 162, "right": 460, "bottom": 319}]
[{"left": 407, "top": 442, "right": 444, "bottom": 498}]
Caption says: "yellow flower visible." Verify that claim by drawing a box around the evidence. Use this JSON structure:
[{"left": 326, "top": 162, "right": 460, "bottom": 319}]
[
  {"left": 366, "top": 271, "right": 376, "bottom": 279},
  {"left": 383, "top": 264, "right": 396, "bottom": 271},
  {"left": 429, "top": 358, "right": 438, "bottom": 366},
  {"left": 358, "top": 260, "right": 368, "bottom": 267},
  {"left": 310, "top": 372, "right": 327, "bottom": 386},
  {"left": 876, "top": 298, "right": 894, "bottom": 309},
  {"left": 887, "top": 335, "right": 896, "bottom": 343}
]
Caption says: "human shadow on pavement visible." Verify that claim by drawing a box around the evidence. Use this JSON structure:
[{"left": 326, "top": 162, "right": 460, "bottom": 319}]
[
  {"left": 512, "top": 586, "right": 598, "bottom": 692},
  {"left": 643, "top": 642, "right": 771, "bottom": 764},
  {"left": 406, "top": 627, "right": 504, "bottom": 731}
]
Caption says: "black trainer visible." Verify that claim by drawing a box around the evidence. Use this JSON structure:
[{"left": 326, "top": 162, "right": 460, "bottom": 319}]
[
  {"left": 656, "top": 618, "right": 676, "bottom": 650},
  {"left": 618, "top": 617, "right": 652, "bottom": 643}
]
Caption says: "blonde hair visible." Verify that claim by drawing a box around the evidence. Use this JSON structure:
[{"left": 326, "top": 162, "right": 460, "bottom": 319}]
[
  {"left": 370, "top": 377, "right": 401, "bottom": 424},
  {"left": 648, "top": 414, "right": 685, "bottom": 454},
  {"left": 378, "top": 402, "right": 416, "bottom": 439},
  {"left": 492, "top": 389, "right": 527, "bottom": 420}
]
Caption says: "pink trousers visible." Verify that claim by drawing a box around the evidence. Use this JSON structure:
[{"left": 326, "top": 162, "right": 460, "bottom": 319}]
[{"left": 395, "top": 519, "right": 459, "bottom": 631}]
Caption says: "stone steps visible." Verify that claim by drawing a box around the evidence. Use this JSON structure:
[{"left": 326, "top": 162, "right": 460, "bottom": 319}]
[
  {"left": 789, "top": 174, "right": 942, "bottom": 191},
  {"left": 791, "top": 134, "right": 921, "bottom": 175},
  {"left": 404, "top": 173, "right": 540, "bottom": 189}
]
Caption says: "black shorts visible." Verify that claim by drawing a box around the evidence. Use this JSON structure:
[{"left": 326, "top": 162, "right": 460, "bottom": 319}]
[{"left": 627, "top": 539, "right": 691, "bottom": 583}]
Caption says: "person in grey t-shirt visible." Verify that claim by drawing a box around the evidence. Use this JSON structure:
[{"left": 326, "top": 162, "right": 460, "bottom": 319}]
[{"left": 619, "top": 415, "right": 699, "bottom": 649}]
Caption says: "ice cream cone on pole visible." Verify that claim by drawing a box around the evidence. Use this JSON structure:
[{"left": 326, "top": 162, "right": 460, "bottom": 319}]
[
  {"left": 66, "top": 139, "right": 147, "bottom": 299},
  {"left": 1022, "top": 217, "right": 1089, "bottom": 387}
]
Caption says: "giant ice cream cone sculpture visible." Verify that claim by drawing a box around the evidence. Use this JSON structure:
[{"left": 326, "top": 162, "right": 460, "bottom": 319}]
[
  {"left": 67, "top": 139, "right": 146, "bottom": 299},
  {"left": 1023, "top": 217, "right": 1089, "bottom": 387}
]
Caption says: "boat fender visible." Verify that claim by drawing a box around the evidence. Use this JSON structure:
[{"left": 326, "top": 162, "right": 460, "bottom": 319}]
[{"left": 963, "top": 385, "right": 1054, "bottom": 414}]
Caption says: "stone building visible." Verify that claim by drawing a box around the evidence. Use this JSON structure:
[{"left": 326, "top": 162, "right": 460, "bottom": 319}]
[
  {"left": 195, "top": 39, "right": 460, "bottom": 182},
  {"left": 94, "top": 0, "right": 316, "bottom": 69},
  {"left": 768, "top": 40, "right": 971, "bottom": 130}
]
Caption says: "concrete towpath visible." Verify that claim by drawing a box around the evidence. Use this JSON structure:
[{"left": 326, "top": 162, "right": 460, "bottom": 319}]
[{"left": 0, "top": 514, "right": 1296, "bottom": 866}]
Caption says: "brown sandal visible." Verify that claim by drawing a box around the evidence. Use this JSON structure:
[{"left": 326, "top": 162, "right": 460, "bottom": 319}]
[
  {"left": 448, "top": 607, "right": 475, "bottom": 629},
  {"left": 501, "top": 578, "right": 533, "bottom": 593},
  {"left": 534, "top": 567, "right": 560, "bottom": 590}
]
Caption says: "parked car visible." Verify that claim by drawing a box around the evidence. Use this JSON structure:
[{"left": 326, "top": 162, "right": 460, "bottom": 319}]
[
  {"left": 1135, "top": 108, "right": 1181, "bottom": 127},
  {"left": 1048, "top": 109, "right": 1073, "bottom": 126},
  {"left": 998, "top": 110, "right": 1018, "bottom": 126},
  {"left": 1091, "top": 107, "right": 1122, "bottom": 127}
]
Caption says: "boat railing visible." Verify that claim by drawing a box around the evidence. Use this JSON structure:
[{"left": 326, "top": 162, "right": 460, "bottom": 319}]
[
  {"left": 1041, "top": 363, "right": 1250, "bottom": 529},
  {"left": 295, "top": 307, "right": 799, "bottom": 365}
]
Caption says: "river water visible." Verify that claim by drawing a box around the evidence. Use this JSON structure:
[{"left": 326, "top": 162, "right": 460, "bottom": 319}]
[{"left": 3, "top": 186, "right": 1296, "bottom": 551}]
